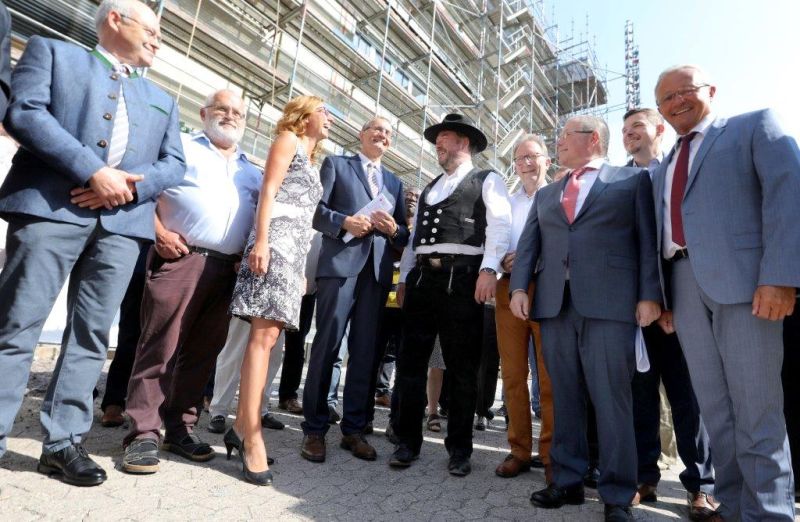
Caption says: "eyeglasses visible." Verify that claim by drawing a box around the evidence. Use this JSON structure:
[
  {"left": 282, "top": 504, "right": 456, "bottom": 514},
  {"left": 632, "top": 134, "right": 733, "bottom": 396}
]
[
  {"left": 513, "top": 153, "right": 545, "bottom": 164},
  {"left": 557, "top": 130, "right": 594, "bottom": 140},
  {"left": 204, "top": 105, "right": 246, "bottom": 121},
  {"left": 364, "top": 125, "right": 392, "bottom": 136},
  {"left": 656, "top": 84, "right": 709, "bottom": 107},
  {"left": 120, "top": 14, "right": 162, "bottom": 44},
  {"left": 315, "top": 106, "right": 332, "bottom": 116}
]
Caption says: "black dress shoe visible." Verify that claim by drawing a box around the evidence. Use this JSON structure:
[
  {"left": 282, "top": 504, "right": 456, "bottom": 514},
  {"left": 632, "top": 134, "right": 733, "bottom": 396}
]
[
  {"left": 529, "top": 483, "right": 585, "bottom": 508},
  {"left": 208, "top": 415, "right": 226, "bottom": 434},
  {"left": 388, "top": 444, "right": 419, "bottom": 468},
  {"left": 604, "top": 504, "right": 634, "bottom": 522},
  {"left": 261, "top": 413, "right": 285, "bottom": 430},
  {"left": 448, "top": 450, "right": 471, "bottom": 476},
  {"left": 223, "top": 428, "right": 275, "bottom": 465},
  {"left": 327, "top": 405, "right": 341, "bottom": 424},
  {"left": 583, "top": 465, "right": 600, "bottom": 489},
  {"left": 474, "top": 416, "right": 487, "bottom": 431},
  {"left": 530, "top": 454, "right": 545, "bottom": 468},
  {"left": 38, "top": 444, "right": 107, "bottom": 486}
]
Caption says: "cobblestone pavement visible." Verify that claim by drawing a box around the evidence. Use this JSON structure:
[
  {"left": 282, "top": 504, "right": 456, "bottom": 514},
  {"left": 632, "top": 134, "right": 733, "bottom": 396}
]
[{"left": 1, "top": 352, "right": 798, "bottom": 521}]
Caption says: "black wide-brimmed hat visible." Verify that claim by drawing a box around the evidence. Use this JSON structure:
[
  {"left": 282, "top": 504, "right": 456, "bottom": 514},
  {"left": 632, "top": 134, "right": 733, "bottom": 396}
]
[{"left": 424, "top": 113, "right": 488, "bottom": 153}]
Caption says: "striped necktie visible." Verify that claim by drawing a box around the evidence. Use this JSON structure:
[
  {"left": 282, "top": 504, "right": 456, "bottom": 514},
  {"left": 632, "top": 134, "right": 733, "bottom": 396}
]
[
  {"left": 106, "top": 64, "right": 131, "bottom": 168},
  {"left": 367, "top": 162, "right": 381, "bottom": 198}
]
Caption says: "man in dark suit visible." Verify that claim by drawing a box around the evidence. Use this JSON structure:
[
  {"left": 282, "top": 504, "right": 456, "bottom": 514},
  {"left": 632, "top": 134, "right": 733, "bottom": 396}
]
[
  {"left": 622, "top": 108, "right": 716, "bottom": 521},
  {"left": 652, "top": 64, "right": 799, "bottom": 520},
  {"left": 0, "top": 1, "right": 11, "bottom": 120},
  {"left": 301, "top": 116, "right": 408, "bottom": 462},
  {"left": 0, "top": 0, "right": 185, "bottom": 486},
  {"left": 510, "top": 115, "right": 661, "bottom": 522}
]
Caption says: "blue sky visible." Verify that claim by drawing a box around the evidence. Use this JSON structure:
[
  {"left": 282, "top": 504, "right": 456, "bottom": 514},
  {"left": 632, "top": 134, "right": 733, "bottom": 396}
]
[{"left": 548, "top": 0, "right": 800, "bottom": 162}]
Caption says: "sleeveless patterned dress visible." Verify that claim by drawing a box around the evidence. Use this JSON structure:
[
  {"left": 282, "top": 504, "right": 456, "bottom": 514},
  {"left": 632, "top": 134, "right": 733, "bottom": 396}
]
[{"left": 230, "top": 141, "right": 322, "bottom": 331}]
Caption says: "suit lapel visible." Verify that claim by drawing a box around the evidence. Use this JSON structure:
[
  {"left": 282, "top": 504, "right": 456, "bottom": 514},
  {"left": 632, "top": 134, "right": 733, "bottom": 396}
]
[
  {"left": 652, "top": 150, "right": 674, "bottom": 250},
  {"left": 574, "top": 164, "right": 610, "bottom": 222},
  {"left": 685, "top": 118, "right": 726, "bottom": 196},
  {"left": 555, "top": 174, "right": 571, "bottom": 224},
  {"left": 348, "top": 155, "right": 373, "bottom": 198}
]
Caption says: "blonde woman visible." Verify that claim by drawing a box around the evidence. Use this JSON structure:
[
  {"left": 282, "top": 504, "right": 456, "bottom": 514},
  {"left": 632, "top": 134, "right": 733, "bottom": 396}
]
[{"left": 226, "top": 95, "right": 333, "bottom": 485}]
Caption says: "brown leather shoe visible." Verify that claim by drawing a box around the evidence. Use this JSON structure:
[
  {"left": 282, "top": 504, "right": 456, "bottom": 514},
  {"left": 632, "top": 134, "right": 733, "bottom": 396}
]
[
  {"left": 300, "top": 434, "right": 325, "bottom": 462},
  {"left": 100, "top": 405, "right": 125, "bottom": 427},
  {"left": 374, "top": 394, "right": 391, "bottom": 408},
  {"left": 495, "top": 454, "right": 531, "bottom": 478},
  {"left": 340, "top": 434, "right": 377, "bottom": 461},
  {"left": 632, "top": 483, "right": 658, "bottom": 505},
  {"left": 278, "top": 398, "right": 303, "bottom": 414},
  {"left": 688, "top": 491, "right": 719, "bottom": 521}
]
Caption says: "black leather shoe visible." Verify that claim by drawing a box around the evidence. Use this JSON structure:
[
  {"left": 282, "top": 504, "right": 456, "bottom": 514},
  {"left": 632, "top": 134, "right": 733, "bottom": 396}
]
[
  {"left": 388, "top": 444, "right": 419, "bottom": 468},
  {"left": 327, "top": 405, "right": 341, "bottom": 424},
  {"left": 208, "top": 415, "right": 226, "bottom": 434},
  {"left": 223, "top": 428, "right": 274, "bottom": 465},
  {"left": 448, "top": 451, "right": 471, "bottom": 476},
  {"left": 529, "top": 483, "right": 585, "bottom": 508},
  {"left": 474, "top": 416, "right": 487, "bottom": 431},
  {"left": 530, "top": 455, "right": 545, "bottom": 468},
  {"left": 122, "top": 438, "right": 160, "bottom": 474},
  {"left": 583, "top": 465, "right": 600, "bottom": 489},
  {"left": 604, "top": 504, "right": 634, "bottom": 521},
  {"left": 261, "top": 413, "right": 285, "bottom": 430},
  {"left": 38, "top": 444, "right": 107, "bottom": 486}
]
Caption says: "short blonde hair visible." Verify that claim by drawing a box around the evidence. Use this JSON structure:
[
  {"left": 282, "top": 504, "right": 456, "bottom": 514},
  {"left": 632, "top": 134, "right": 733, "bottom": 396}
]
[{"left": 276, "top": 95, "right": 325, "bottom": 162}]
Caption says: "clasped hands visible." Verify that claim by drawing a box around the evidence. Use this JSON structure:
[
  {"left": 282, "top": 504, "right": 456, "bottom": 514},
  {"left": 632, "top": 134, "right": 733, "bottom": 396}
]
[
  {"left": 70, "top": 167, "right": 142, "bottom": 210},
  {"left": 343, "top": 210, "right": 397, "bottom": 239}
]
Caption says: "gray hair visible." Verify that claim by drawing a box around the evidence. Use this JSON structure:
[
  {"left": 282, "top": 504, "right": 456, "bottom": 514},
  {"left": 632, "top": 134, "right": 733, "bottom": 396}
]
[
  {"left": 654, "top": 64, "right": 712, "bottom": 96},
  {"left": 513, "top": 133, "right": 549, "bottom": 157},
  {"left": 569, "top": 115, "right": 609, "bottom": 156},
  {"left": 361, "top": 116, "right": 392, "bottom": 132},
  {"left": 204, "top": 89, "right": 244, "bottom": 109},
  {"left": 94, "top": 0, "right": 144, "bottom": 33}
]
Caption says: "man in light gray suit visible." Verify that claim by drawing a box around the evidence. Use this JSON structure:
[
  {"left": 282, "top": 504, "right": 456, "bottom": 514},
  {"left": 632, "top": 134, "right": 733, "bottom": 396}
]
[
  {"left": 652, "top": 64, "right": 799, "bottom": 521},
  {"left": 0, "top": 0, "right": 185, "bottom": 486},
  {"left": 509, "top": 115, "right": 661, "bottom": 522}
]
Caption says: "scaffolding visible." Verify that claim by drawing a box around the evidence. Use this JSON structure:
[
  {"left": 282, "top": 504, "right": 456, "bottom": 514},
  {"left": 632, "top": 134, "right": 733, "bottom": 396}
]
[
  {"left": 624, "top": 19, "right": 640, "bottom": 111},
  {"left": 6, "top": 0, "right": 609, "bottom": 188}
]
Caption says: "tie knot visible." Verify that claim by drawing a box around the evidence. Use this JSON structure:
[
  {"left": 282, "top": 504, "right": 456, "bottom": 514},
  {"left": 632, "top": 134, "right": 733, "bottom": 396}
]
[
  {"left": 114, "top": 63, "right": 132, "bottom": 76},
  {"left": 680, "top": 131, "right": 698, "bottom": 145},
  {"left": 571, "top": 166, "right": 595, "bottom": 179}
]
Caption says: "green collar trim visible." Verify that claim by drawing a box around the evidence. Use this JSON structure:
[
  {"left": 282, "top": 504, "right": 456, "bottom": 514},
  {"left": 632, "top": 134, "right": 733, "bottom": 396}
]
[{"left": 90, "top": 48, "right": 140, "bottom": 79}]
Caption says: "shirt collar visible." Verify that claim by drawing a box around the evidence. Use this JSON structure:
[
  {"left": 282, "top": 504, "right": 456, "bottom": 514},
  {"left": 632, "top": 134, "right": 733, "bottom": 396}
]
[
  {"left": 358, "top": 152, "right": 381, "bottom": 170},
  {"left": 193, "top": 130, "right": 247, "bottom": 162},
  {"left": 576, "top": 157, "right": 605, "bottom": 171},
  {"left": 685, "top": 112, "right": 716, "bottom": 138},
  {"left": 443, "top": 160, "right": 474, "bottom": 179},
  {"left": 94, "top": 45, "right": 135, "bottom": 76}
]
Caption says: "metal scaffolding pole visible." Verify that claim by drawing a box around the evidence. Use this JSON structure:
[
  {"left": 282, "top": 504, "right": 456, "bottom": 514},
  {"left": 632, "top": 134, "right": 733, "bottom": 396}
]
[
  {"left": 374, "top": 0, "right": 393, "bottom": 114},
  {"left": 287, "top": 2, "right": 309, "bottom": 99},
  {"left": 416, "top": 1, "right": 438, "bottom": 188},
  {"left": 493, "top": 1, "right": 504, "bottom": 165}
]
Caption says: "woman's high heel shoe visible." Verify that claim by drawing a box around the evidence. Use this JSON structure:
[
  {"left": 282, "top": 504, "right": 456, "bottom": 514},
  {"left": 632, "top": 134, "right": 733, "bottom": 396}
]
[
  {"left": 240, "top": 439, "right": 273, "bottom": 486},
  {"left": 224, "top": 427, "right": 275, "bottom": 464}
]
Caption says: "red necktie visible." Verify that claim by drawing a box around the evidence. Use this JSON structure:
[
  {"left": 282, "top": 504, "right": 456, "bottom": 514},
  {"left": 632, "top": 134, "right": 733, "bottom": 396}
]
[
  {"left": 561, "top": 167, "right": 594, "bottom": 223},
  {"left": 670, "top": 132, "right": 698, "bottom": 247}
]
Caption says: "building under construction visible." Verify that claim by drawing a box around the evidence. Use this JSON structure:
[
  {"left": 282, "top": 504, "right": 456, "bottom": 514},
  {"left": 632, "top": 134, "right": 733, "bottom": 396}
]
[{"left": 5, "top": 0, "right": 607, "bottom": 188}]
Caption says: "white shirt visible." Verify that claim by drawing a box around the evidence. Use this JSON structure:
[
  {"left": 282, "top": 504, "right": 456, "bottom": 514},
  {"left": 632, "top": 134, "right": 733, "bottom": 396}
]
[
  {"left": 358, "top": 152, "right": 384, "bottom": 195},
  {"left": 399, "top": 161, "right": 512, "bottom": 282},
  {"left": 560, "top": 157, "right": 605, "bottom": 215},
  {"left": 631, "top": 152, "right": 664, "bottom": 179},
  {"left": 508, "top": 187, "right": 537, "bottom": 254},
  {"left": 159, "top": 132, "right": 262, "bottom": 255},
  {"left": 662, "top": 113, "right": 715, "bottom": 258}
]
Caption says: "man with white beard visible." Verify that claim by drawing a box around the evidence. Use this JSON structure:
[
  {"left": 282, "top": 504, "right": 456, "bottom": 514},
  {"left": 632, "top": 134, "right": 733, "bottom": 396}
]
[{"left": 121, "top": 89, "right": 262, "bottom": 474}]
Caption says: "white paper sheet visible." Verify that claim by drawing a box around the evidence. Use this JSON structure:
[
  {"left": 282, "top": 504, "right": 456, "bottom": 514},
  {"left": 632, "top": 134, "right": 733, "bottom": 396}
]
[
  {"left": 342, "top": 193, "right": 394, "bottom": 243},
  {"left": 635, "top": 326, "right": 650, "bottom": 373}
]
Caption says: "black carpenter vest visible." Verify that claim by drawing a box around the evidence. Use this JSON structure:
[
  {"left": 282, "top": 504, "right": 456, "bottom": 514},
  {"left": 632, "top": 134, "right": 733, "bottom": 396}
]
[{"left": 412, "top": 168, "right": 491, "bottom": 250}]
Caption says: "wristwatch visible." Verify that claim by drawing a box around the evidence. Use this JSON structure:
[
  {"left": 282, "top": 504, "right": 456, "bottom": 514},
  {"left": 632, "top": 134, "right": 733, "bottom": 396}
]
[{"left": 479, "top": 267, "right": 497, "bottom": 275}]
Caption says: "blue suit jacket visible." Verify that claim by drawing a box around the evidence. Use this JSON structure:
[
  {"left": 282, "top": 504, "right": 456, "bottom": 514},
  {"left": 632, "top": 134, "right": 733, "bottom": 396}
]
[
  {"left": 510, "top": 164, "right": 661, "bottom": 324},
  {"left": 0, "top": 36, "right": 186, "bottom": 241},
  {"left": 312, "top": 154, "right": 409, "bottom": 287},
  {"left": 652, "top": 109, "right": 800, "bottom": 305}
]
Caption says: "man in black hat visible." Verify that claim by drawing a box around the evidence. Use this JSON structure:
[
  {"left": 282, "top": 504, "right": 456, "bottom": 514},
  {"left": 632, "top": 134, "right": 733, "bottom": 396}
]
[{"left": 389, "top": 113, "right": 511, "bottom": 476}]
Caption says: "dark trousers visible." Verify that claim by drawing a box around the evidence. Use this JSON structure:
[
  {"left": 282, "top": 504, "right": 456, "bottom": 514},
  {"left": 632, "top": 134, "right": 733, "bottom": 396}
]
[
  {"left": 279, "top": 293, "right": 316, "bottom": 402},
  {"left": 367, "top": 306, "right": 401, "bottom": 423},
  {"left": 475, "top": 305, "right": 499, "bottom": 416},
  {"left": 302, "top": 265, "right": 388, "bottom": 436},
  {"left": 633, "top": 323, "right": 714, "bottom": 493},
  {"left": 123, "top": 250, "right": 236, "bottom": 445},
  {"left": 101, "top": 243, "right": 150, "bottom": 411},
  {"left": 395, "top": 264, "right": 484, "bottom": 456},
  {"left": 783, "top": 302, "right": 800, "bottom": 487}
]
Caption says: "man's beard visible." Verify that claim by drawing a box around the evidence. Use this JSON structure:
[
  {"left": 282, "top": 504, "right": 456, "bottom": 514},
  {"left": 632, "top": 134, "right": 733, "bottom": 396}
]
[{"left": 205, "top": 118, "right": 243, "bottom": 147}]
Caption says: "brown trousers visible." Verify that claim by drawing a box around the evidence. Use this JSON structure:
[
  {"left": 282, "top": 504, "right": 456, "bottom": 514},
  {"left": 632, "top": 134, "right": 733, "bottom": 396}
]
[
  {"left": 495, "top": 277, "right": 553, "bottom": 465},
  {"left": 124, "top": 250, "right": 236, "bottom": 445}
]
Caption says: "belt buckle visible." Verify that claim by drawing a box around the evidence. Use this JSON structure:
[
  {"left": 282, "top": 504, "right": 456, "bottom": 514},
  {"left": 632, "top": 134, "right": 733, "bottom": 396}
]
[{"left": 429, "top": 257, "right": 442, "bottom": 269}]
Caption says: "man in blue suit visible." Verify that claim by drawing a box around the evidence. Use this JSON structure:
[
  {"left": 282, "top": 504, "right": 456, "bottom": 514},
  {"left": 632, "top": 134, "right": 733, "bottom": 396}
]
[
  {"left": 0, "top": 0, "right": 185, "bottom": 486},
  {"left": 509, "top": 115, "right": 662, "bottom": 522},
  {"left": 652, "top": 64, "right": 799, "bottom": 521},
  {"left": 301, "top": 116, "right": 408, "bottom": 462}
]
